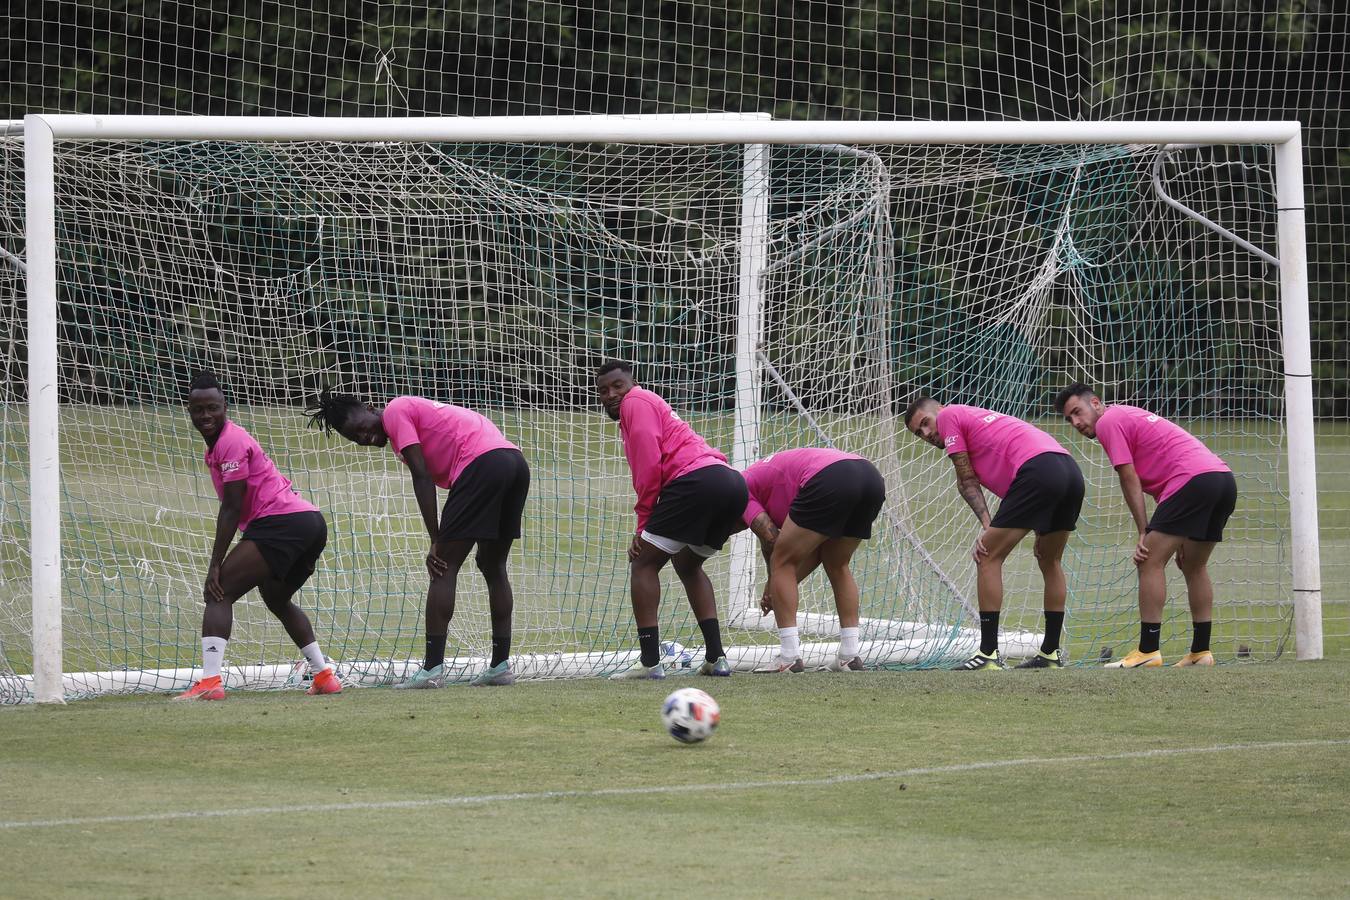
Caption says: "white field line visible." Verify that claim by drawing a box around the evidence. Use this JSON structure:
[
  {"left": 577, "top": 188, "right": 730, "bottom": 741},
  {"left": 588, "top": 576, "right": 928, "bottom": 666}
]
[{"left": 3, "top": 738, "right": 1347, "bottom": 831}]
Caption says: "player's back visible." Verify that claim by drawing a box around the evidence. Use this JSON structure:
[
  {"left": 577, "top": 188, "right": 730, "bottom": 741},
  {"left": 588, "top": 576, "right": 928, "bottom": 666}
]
[{"left": 619, "top": 386, "right": 726, "bottom": 480}]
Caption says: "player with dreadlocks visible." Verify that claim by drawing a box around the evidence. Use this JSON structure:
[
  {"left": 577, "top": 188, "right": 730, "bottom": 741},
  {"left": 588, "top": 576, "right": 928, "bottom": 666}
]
[{"left": 306, "top": 391, "right": 529, "bottom": 688}]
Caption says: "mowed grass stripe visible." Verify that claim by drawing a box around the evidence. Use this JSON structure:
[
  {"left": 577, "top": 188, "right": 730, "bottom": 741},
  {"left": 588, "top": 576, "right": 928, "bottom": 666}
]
[{"left": 4, "top": 737, "right": 1348, "bottom": 831}]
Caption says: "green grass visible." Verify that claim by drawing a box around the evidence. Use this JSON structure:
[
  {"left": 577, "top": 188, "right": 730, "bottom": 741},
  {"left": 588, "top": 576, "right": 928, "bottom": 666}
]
[{"left": 2, "top": 665, "right": 1349, "bottom": 897}]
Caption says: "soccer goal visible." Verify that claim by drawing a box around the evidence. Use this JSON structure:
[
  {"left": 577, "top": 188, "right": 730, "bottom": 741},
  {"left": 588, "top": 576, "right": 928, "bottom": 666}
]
[{"left": 2, "top": 115, "right": 1322, "bottom": 702}]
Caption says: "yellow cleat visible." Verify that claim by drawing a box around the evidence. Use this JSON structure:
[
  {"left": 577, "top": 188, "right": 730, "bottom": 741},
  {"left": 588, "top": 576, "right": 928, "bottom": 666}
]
[
  {"left": 1103, "top": 648, "right": 1163, "bottom": 669},
  {"left": 1173, "top": 650, "right": 1215, "bottom": 667}
]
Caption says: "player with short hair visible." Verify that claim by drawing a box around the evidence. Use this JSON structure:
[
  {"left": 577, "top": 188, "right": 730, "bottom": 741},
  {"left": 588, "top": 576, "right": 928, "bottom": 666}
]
[
  {"left": 1055, "top": 384, "right": 1237, "bottom": 668},
  {"left": 175, "top": 373, "right": 341, "bottom": 700},
  {"left": 740, "top": 448, "right": 886, "bottom": 672},
  {"left": 596, "top": 361, "right": 747, "bottom": 679},
  {"left": 905, "top": 396, "right": 1084, "bottom": 670},
  {"left": 306, "top": 391, "right": 529, "bottom": 687}
]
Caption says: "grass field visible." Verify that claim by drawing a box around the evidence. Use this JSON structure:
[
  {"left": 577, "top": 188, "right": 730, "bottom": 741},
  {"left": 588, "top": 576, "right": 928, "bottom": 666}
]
[{"left": 2, "top": 664, "right": 1348, "bottom": 898}]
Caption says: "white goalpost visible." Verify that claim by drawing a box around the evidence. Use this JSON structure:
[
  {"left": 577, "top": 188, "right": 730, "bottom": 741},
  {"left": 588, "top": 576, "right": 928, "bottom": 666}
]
[{"left": 11, "top": 114, "right": 1322, "bottom": 703}]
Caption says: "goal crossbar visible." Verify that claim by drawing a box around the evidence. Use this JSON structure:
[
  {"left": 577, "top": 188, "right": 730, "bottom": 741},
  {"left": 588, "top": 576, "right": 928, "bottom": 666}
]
[{"left": 25, "top": 115, "right": 1302, "bottom": 145}]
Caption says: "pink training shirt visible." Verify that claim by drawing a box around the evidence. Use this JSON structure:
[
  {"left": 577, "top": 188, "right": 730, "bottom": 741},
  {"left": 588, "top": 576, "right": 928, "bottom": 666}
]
[
  {"left": 1093, "top": 404, "right": 1230, "bottom": 503},
  {"left": 936, "top": 404, "right": 1068, "bottom": 498},
  {"left": 618, "top": 386, "right": 729, "bottom": 532},
  {"left": 742, "top": 447, "right": 863, "bottom": 527},
  {"left": 382, "top": 396, "right": 517, "bottom": 489},
  {"left": 205, "top": 420, "right": 318, "bottom": 531}
]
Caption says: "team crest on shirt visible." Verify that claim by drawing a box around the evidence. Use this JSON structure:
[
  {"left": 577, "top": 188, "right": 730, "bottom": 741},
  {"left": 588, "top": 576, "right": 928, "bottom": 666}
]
[
  {"left": 220, "top": 460, "right": 241, "bottom": 474},
  {"left": 944, "top": 436, "right": 957, "bottom": 446}
]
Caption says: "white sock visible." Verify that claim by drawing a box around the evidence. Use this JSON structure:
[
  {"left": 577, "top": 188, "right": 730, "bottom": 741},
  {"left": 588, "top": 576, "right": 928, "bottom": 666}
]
[
  {"left": 839, "top": 626, "right": 860, "bottom": 658},
  {"left": 202, "top": 637, "right": 227, "bottom": 679},
  {"left": 300, "top": 641, "right": 328, "bottom": 675},
  {"left": 779, "top": 626, "right": 800, "bottom": 659}
]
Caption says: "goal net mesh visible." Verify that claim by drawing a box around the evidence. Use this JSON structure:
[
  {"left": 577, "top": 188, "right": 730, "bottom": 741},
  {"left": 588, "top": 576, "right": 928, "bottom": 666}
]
[{"left": 0, "top": 134, "right": 1290, "bottom": 699}]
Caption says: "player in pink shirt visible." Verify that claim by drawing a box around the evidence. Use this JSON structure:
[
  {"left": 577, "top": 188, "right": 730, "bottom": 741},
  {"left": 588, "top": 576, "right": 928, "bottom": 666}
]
[
  {"left": 175, "top": 373, "right": 341, "bottom": 700},
  {"left": 1056, "top": 384, "right": 1237, "bottom": 668},
  {"left": 739, "top": 448, "right": 886, "bottom": 672},
  {"left": 905, "top": 396, "right": 1084, "bottom": 670},
  {"left": 596, "top": 361, "right": 748, "bottom": 679},
  {"left": 307, "top": 392, "right": 530, "bottom": 688}
]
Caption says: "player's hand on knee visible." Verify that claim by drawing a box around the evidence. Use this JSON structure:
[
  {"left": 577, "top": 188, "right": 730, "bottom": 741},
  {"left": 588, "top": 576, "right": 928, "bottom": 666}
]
[
  {"left": 627, "top": 534, "right": 643, "bottom": 562},
  {"left": 759, "top": 588, "right": 774, "bottom": 616},
  {"left": 1132, "top": 536, "right": 1151, "bottom": 565},
  {"left": 971, "top": 531, "right": 990, "bottom": 564},
  {"left": 204, "top": 564, "right": 225, "bottom": 603},
  {"left": 425, "top": 548, "right": 448, "bottom": 579}
]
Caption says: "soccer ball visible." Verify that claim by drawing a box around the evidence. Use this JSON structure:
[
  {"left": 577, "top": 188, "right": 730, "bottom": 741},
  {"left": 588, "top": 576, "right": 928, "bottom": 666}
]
[
  {"left": 659, "top": 640, "right": 694, "bottom": 669},
  {"left": 661, "top": 687, "right": 720, "bottom": 744}
]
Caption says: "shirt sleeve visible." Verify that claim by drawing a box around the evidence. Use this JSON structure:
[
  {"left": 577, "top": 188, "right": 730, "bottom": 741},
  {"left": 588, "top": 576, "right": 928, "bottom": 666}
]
[
  {"left": 1095, "top": 413, "right": 1134, "bottom": 468},
  {"left": 937, "top": 408, "right": 966, "bottom": 456},
  {"left": 620, "top": 395, "right": 665, "bottom": 532},
  {"left": 741, "top": 464, "right": 768, "bottom": 526},
  {"left": 383, "top": 398, "right": 422, "bottom": 454},
  {"left": 214, "top": 430, "right": 251, "bottom": 483}
]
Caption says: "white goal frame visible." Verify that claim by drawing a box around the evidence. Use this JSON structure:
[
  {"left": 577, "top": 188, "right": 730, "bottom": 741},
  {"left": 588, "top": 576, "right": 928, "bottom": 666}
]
[{"left": 22, "top": 115, "right": 1323, "bottom": 702}]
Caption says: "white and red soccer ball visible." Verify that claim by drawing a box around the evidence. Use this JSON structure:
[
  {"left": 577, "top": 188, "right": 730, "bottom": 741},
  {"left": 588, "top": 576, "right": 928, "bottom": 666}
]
[{"left": 661, "top": 687, "right": 720, "bottom": 744}]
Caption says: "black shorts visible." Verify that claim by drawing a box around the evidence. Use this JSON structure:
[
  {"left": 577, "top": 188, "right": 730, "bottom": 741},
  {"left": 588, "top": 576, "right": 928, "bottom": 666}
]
[
  {"left": 1147, "top": 471, "right": 1238, "bottom": 542},
  {"left": 644, "top": 464, "right": 749, "bottom": 552},
  {"left": 241, "top": 510, "right": 327, "bottom": 591},
  {"left": 990, "top": 452, "right": 1085, "bottom": 535},
  {"left": 439, "top": 448, "right": 531, "bottom": 542},
  {"left": 789, "top": 459, "right": 887, "bottom": 540}
]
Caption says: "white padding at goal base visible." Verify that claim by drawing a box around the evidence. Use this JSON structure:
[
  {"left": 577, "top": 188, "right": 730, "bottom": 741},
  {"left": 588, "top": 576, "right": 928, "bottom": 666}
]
[
  {"left": 725, "top": 607, "right": 1044, "bottom": 659},
  {"left": 2, "top": 627, "right": 1048, "bottom": 700}
]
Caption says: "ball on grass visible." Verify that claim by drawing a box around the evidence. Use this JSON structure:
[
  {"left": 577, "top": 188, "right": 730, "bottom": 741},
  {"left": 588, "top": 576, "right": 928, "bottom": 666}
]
[{"left": 661, "top": 687, "right": 720, "bottom": 744}]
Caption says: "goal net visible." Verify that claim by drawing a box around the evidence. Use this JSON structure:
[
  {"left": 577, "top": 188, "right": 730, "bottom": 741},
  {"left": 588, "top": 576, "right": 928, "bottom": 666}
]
[{"left": 0, "top": 118, "right": 1314, "bottom": 700}]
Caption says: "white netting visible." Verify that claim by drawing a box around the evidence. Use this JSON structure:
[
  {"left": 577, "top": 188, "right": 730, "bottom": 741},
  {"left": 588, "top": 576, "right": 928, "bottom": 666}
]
[{"left": 0, "top": 132, "right": 1299, "bottom": 699}]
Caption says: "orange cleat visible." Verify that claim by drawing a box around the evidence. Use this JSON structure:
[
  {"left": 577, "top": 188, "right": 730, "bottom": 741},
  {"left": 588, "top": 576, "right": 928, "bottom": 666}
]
[
  {"left": 173, "top": 675, "right": 225, "bottom": 701},
  {"left": 307, "top": 666, "right": 343, "bottom": 695},
  {"left": 1173, "top": 650, "right": 1215, "bottom": 667},
  {"left": 1103, "top": 649, "right": 1164, "bottom": 669}
]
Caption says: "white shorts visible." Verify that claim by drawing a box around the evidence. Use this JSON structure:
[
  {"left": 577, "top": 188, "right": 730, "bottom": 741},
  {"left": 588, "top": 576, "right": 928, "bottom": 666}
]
[{"left": 640, "top": 529, "right": 717, "bottom": 558}]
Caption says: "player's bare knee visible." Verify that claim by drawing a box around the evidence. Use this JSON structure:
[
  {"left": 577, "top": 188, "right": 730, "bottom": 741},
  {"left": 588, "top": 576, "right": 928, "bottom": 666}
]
[
  {"left": 975, "top": 554, "right": 1006, "bottom": 573},
  {"left": 671, "top": 554, "right": 704, "bottom": 580},
  {"left": 632, "top": 552, "right": 665, "bottom": 576},
  {"left": 263, "top": 598, "right": 295, "bottom": 619},
  {"left": 822, "top": 558, "right": 850, "bottom": 582},
  {"left": 474, "top": 551, "right": 507, "bottom": 579},
  {"left": 1178, "top": 556, "right": 1208, "bottom": 579},
  {"left": 1135, "top": 554, "right": 1170, "bottom": 572}
]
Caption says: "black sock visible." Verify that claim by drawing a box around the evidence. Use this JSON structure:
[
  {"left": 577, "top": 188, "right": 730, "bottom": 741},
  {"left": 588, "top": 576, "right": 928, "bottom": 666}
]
[
  {"left": 979, "top": 611, "right": 999, "bottom": 656},
  {"left": 637, "top": 626, "right": 661, "bottom": 667},
  {"left": 1139, "top": 622, "right": 1162, "bottom": 654},
  {"left": 698, "top": 618, "right": 725, "bottom": 662},
  {"left": 424, "top": 633, "right": 448, "bottom": 670},
  {"left": 1191, "top": 621, "right": 1212, "bottom": 654},
  {"left": 489, "top": 634, "right": 510, "bottom": 668},
  {"left": 1041, "top": 611, "right": 1064, "bottom": 654}
]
